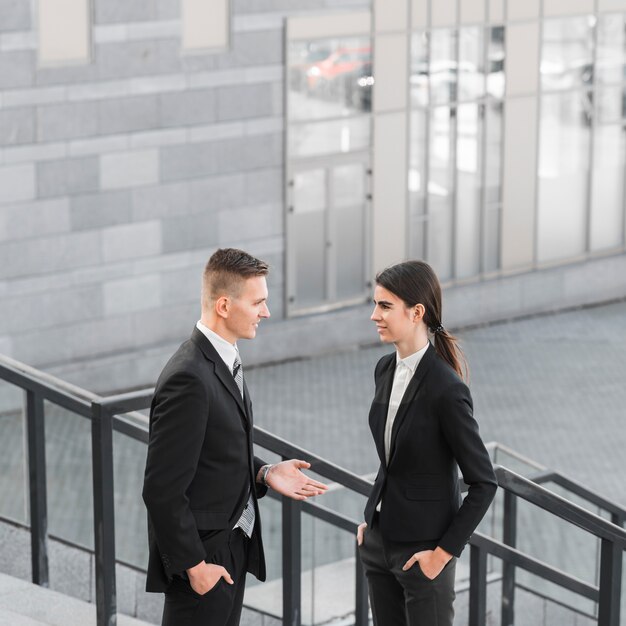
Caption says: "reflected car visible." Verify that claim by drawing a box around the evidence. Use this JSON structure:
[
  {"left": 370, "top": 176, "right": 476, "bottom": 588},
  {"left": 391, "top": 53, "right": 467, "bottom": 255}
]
[
  {"left": 289, "top": 45, "right": 332, "bottom": 92},
  {"left": 306, "top": 47, "right": 372, "bottom": 97},
  {"left": 342, "top": 62, "right": 373, "bottom": 112}
]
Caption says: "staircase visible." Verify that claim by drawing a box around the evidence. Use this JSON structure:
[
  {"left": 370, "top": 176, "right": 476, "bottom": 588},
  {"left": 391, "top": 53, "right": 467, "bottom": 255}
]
[{"left": 0, "top": 354, "right": 625, "bottom": 626}]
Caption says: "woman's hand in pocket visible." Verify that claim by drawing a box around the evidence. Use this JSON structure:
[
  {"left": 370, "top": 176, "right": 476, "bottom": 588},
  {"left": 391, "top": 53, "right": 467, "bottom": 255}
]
[
  {"left": 356, "top": 522, "right": 367, "bottom": 546},
  {"left": 402, "top": 547, "right": 452, "bottom": 580}
]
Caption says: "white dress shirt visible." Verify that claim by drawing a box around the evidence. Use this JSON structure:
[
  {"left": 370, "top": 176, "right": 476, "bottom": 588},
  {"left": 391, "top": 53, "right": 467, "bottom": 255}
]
[
  {"left": 377, "top": 341, "right": 430, "bottom": 512},
  {"left": 196, "top": 320, "right": 239, "bottom": 373}
]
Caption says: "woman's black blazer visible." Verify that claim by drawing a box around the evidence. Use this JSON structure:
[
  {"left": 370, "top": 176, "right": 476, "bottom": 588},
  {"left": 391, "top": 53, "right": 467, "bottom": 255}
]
[{"left": 364, "top": 343, "right": 497, "bottom": 557}]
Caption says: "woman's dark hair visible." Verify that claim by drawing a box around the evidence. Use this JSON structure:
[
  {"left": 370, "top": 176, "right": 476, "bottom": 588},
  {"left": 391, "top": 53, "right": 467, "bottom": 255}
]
[{"left": 375, "top": 260, "right": 468, "bottom": 381}]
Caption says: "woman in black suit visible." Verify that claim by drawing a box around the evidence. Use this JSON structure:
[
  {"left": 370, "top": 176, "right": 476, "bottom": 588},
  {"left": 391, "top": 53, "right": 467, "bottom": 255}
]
[{"left": 357, "top": 260, "right": 497, "bottom": 626}]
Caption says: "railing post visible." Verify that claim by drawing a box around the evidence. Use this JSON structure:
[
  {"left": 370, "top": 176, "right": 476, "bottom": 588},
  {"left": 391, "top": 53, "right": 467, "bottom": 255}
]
[
  {"left": 91, "top": 402, "right": 117, "bottom": 626},
  {"left": 25, "top": 389, "right": 49, "bottom": 587},
  {"left": 282, "top": 480, "right": 301, "bottom": 626},
  {"left": 501, "top": 491, "right": 517, "bottom": 626},
  {"left": 469, "top": 544, "right": 487, "bottom": 626},
  {"left": 354, "top": 543, "right": 369, "bottom": 626},
  {"left": 598, "top": 537, "right": 621, "bottom": 626}
]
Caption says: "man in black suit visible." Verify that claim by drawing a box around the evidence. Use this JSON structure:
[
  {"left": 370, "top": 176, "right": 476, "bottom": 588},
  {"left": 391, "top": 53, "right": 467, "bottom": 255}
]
[
  {"left": 357, "top": 260, "right": 497, "bottom": 626},
  {"left": 143, "top": 248, "right": 327, "bottom": 626}
]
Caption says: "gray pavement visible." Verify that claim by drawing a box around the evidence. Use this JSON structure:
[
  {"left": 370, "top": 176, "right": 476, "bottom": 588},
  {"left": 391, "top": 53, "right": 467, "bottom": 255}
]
[{"left": 248, "top": 299, "right": 626, "bottom": 506}]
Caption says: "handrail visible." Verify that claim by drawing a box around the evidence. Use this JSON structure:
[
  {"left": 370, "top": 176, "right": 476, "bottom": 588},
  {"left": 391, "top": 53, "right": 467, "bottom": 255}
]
[
  {"left": 494, "top": 466, "right": 626, "bottom": 547},
  {"left": 1, "top": 353, "right": 625, "bottom": 626},
  {"left": 486, "top": 441, "right": 547, "bottom": 471},
  {"left": 2, "top": 355, "right": 624, "bottom": 522},
  {"left": 488, "top": 441, "right": 626, "bottom": 522},
  {"left": 531, "top": 469, "right": 626, "bottom": 522},
  {"left": 470, "top": 533, "right": 598, "bottom": 600}
]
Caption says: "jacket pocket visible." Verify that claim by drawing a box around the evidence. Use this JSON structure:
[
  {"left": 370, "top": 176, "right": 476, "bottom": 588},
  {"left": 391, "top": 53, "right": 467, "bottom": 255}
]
[{"left": 191, "top": 510, "right": 230, "bottom": 529}]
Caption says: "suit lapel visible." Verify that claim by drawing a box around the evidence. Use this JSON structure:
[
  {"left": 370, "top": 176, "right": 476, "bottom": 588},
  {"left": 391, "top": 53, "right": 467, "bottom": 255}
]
[
  {"left": 387, "top": 343, "right": 435, "bottom": 465},
  {"left": 243, "top": 379, "right": 253, "bottom": 424},
  {"left": 371, "top": 354, "right": 396, "bottom": 464},
  {"left": 190, "top": 327, "right": 248, "bottom": 421}
]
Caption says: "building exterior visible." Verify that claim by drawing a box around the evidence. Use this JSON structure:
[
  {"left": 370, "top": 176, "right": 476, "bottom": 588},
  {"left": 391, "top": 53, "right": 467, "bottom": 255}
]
[{"left": 1, "top": 0, "right": 625, "bottom": 392}]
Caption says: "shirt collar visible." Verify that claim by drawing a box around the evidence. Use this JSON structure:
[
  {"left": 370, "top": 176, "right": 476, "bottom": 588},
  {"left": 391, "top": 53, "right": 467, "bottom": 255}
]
[
  {"left": 396, "top": 341, "right": 429, "bottom": 374},
  {"left": 196, "top": 320, "right": 239, "bottom": 372}
]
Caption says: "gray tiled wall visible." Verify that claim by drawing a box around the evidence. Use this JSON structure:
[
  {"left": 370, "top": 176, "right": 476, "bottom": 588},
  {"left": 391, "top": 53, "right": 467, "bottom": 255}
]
[
  {"left": 0, "top": 0, "right": 372, "bottom": 391},
  {"left": 1, "top": 0, "right": 625, "bottom": 396}
]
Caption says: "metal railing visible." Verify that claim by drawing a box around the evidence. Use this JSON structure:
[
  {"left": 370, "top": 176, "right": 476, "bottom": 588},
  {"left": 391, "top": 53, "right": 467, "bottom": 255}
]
[{"left": 1, "top": 354, "right": 625, "bottom": 626}]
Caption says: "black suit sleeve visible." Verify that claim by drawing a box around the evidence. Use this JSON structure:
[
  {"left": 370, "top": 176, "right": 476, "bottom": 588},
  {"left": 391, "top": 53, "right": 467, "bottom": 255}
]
[
  {"left": 436, "top": 382, "right": 497, "bottom": 557},
  {"left": 142, "top": 371, "right": 209, "bottom": 575},
  {"left": 253, "top": 456, "right": 269, "bottom": 498}
]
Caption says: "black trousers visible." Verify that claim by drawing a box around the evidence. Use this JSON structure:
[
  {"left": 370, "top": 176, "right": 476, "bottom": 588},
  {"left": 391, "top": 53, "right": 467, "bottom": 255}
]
[
  {"left": 162, "top": 529, "right": 249, "bottom": 626},
  {"left": 358, "top": 523, "right": 456, "bottom": 626}
]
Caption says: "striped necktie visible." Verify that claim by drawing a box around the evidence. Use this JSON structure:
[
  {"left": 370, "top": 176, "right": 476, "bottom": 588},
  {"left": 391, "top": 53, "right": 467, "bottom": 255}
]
[
  {"left": 232, "top": 354, "right": 255, "bottom": 537},
  {"left": 232, "top": 355, "right": 244, "bottom": 398}
]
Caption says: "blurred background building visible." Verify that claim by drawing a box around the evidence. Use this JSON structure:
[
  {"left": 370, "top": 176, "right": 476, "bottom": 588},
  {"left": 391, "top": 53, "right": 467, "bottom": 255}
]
[{"left": 1, "top": 0, "right": 626, "bottom": 392}]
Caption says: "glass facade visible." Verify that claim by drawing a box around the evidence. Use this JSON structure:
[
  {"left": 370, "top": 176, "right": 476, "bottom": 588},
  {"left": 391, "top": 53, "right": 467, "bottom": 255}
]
[
  {"left": 286, "top": 35, "right": 372, "bottom": 314},
  {"left": 285, "top": 6, "right": 626, "bottom": 317},
  {"left": 592, "top": 14, "right": 626, "bottom": 252},
  {"left": 409, "top": 25, "right": 505, "bottom": 283},
  {"left": 539, "top": 13, "right": 626, "bottom": 263}
]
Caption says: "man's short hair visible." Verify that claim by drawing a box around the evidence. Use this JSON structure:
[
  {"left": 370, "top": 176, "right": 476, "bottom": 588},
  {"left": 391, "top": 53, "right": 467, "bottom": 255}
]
[{"left": 202, "top": 248, "right": 269, "bottom": 304}]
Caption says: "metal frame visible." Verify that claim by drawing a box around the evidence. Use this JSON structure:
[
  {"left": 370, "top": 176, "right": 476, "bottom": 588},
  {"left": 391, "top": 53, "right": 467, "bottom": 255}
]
[
  {"left": 286, "top": 152, "right": 372, "bottom": 317},
  {"left": 2, "top": 354, "right": 626, "bottom": 626},
  {"left": 284, "top": 18, "right": 374, "bottom": 319}
]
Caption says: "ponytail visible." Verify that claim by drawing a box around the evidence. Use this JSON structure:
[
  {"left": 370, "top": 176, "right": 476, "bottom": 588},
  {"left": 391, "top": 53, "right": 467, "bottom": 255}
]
[{"left": 432, "top": 326, "right": 469, "bottom": 383}]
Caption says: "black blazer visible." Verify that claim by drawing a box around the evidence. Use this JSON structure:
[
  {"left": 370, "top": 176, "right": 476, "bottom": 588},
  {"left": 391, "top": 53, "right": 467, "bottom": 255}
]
[
  {"left": 143, "top": 327, "right": 268, "bottom": 592},
  {"left": 364, "top": 343, "right": 497, "bottom": 557}
]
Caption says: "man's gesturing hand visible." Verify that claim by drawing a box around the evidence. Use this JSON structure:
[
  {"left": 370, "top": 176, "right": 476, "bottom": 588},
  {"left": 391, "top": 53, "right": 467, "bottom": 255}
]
[
  {"left": 186, "top": 561, "right": 233, "bottom": 596},
  {"left": 264, "top": 459, "right": 328, "bottom": 500}
]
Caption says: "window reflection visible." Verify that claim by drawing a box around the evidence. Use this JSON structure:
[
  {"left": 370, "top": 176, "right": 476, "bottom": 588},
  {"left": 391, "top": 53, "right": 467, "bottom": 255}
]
[
  {"left": 541, "top": 17, "right": 594, "bottom": 91},
  {"left": 456, "top": 102, "right": 482, "bottom": 279},
  {"left": 409, "top": 24, "right": 505, "bottom": 278},
  {"left": 287, "top": 33, "right": 371, "bottom": 313},
  {"left": 293, "top": 170, "right": 327, "bottom": 307},
  {"left": 596, "top": 14, "right": 626, "bottom": 85},
  {"left": 458, "top": 28, "right": 484, "bottom": 102},
  {"left": 538, "top": 91, "right": 591, "bottom": 262},
  {"left": 410, "top": 32, "right": 429, "bottom": 108},
  {"left": 289, "top": 117, "right": 370, "bottom": 159},
  {"left": 428, "top": 106, "right": 455, "bottom": 281},
  {"left": 430, "top": 29, "right": 458, "bottom": 105},
  {"left": 288, "top": 37, "right": 372, "bottom": 121},
  {"left": 487, "top": 27, "right": 505, "bottom": 100}
]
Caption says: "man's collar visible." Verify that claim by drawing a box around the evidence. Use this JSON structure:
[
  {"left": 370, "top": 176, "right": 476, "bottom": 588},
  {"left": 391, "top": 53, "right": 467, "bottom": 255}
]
[{"left": 196, "top": 320, "right": 239, "bottom": 371}]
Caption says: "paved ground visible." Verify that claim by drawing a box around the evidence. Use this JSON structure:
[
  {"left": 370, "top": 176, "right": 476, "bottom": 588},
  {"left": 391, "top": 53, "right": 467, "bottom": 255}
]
[
  {"left": 248, "top": 298, "right": 626, "bottom": 503},
  {"left": 1, "top": 299, "right": 625, "bottom": 620}
]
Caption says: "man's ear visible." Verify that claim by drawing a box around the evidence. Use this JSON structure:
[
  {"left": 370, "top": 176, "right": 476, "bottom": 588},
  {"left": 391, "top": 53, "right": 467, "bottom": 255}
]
[{"left": 215, "top": 295, "right": 230, "bottom": 319}]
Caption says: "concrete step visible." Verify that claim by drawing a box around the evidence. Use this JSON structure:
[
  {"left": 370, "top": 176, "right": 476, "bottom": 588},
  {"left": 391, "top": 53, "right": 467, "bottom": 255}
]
[{"left": 0, "top": 572, "right": 152, "bottom": 626}]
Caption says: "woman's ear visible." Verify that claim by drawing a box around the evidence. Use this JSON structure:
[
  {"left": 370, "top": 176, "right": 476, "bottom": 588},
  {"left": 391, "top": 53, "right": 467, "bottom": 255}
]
[{"left": 413, "top": 303, "right": 426, "bottom": 322}]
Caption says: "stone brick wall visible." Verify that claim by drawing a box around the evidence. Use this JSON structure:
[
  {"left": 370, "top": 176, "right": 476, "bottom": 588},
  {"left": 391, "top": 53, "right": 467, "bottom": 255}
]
[
  {"left": 0, "top": 0, "right": 369, "bottom": 392},
  {"left": 1, "top": 0, "right": 625, "bottom": 395}
]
